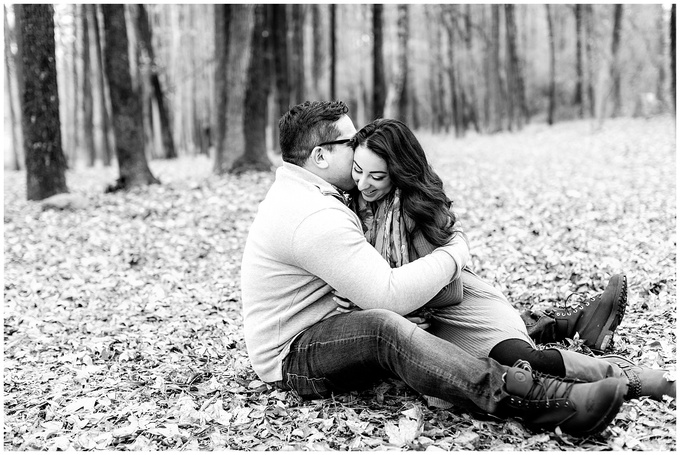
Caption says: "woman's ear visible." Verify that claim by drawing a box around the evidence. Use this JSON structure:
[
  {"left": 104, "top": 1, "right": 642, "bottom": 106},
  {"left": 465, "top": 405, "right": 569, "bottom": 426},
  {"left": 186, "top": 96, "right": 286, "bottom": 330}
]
[{"left": 311, "top": 146, "right": 329, "bottom": 169}]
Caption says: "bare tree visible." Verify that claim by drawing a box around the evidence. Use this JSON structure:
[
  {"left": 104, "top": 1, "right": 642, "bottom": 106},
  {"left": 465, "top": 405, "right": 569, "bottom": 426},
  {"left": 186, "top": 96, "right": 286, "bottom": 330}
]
[
  {"left": 672, "top": 4, "right": 676, "bottom": 113},
  {"left": 290, "top": 5, "right": 305, "bottom": 105},
  {"left": 4, "top": 6, "right": 24, "bottom": 170},
  {"left": 330, "top": 4, "right": 337, "bottom": 99},
  {"left": 101, "top": 4, "right": 159, "bottom": 190},
  {"left": 87, "top": 5, "right": 113, "bottom": 166},
  {"left": 76, "top": 4, "right": 95, "bottom": 166},
  {"left": 132, "top": 4, "right": 176, "bottom": 159},
  {"left": 546, "top": 5, "right": 556, "bottom": 125},
  {"left": 15, "top": 4, "right": 69, "bottom": 200},
  {"left": 505, "top": 4, "right": 527, "bottom": 130},
  {"left": 488, "top": 5, "right": 504, "bottom": 133},
  {"left": 385, "top": 4, "right": 410, "bottom": 122},
  {"left": 574, "top": 5, "right": 586, "bottom": 117},
  {"left": 213, "top": 5, "right": 254, "bottom": 174},
  {"left": 372, "top": 4, "right": 386, "bottom": 119},
  {"left": 610, "top": 4, "right": 624, "bottom": 117},
  {"left": 231, "top": 4, "right": 272, "bottom": 174}
]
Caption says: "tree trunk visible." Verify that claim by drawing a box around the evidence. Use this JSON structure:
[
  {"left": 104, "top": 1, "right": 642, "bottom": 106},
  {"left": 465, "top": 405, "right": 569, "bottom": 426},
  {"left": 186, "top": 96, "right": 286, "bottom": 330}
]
[
  {"left": 133, "top": 4, "right": 176, "bottom": 159},
  {"left": 385, "top": 4, "right": 409, "bottom": 122},
  {"left": 271, "top": 4, "right": 290, "bottom": 118},
  {"left": 443, "top": 7, "right": 463, "bottom": 136},
  {"left": 672, "top": 4, "right": 676, "bottom": 113},
  {"left": 214, "top": 5, "right": 254, "bottom": 174},
  {"left": 610, "top": 4, "right": 624, "bottom": 117},
  {"left": 101, "top": 4, "right": 159, "bottom": 190},
  {"left": 311, "top": 5, "right": 324, "bottom": 99},
  {"left": 89, "top": 5, "right": 113, "bottom": 166},
  {"left": 372, "top": 4, "right": 386, "bottom": 119},
  {"left": 231, "top": 4, "right": 271, "bottom": 174},
  {"left": 290, "top": 5, "right": 305, "bottom": 105},
  {"left": 488, "top": 5, "right": 504, "bottom": 133},
  {"left": 574, "top": 5, "right": 585, "bottom": 117},
  {"left": 213, "top": 5, "right": 229, "bottom": 171},
  {"left": 4, "top": 6, "right": 24, "bottom": 171},
  {"left": 546, "top": 5, "right": 556, "bottom": 125},
  {"left": 584, "top": 4, "right": 596, "bottom": 118},
  {"left": 76, "top": 4, "right": 96, "bottom": 167},
  {"left": 15, "top": 4, "right": 69, "bottom": 200},
  {"left": 330, "top": 4, "right": 336, "bottom": 99},
  {"left": 463, "top": 4, "right": 480, "bottom": 133},
  {"left": 504, "top": 4, "right": 526, "bottom": 130}
]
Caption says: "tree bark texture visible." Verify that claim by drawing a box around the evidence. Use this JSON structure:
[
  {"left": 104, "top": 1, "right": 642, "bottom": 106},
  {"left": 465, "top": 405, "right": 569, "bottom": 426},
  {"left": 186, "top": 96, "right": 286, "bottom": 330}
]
[
  {"left": 372, "top": 4, "right": 386, "bottom": 119},
  {"left": 214, "top": 4, "right": 254, "bottom": 174},
  {"left": 672, "top": 4, "right": 676, "bottom": 113},
  {"left": 385, "top": 5, "right": 410, "bottom": 122},
  {"left": 330, "top": 4, "right": 336, "bottom": 99},
  {"left": 574, "top": 5, "right": 585, "bottom": 117},
  {"left": 232, "top": 4, "right": 272, "bottom": 174},
  {"left": 610, "top": 4, "right": 624, "bottom": 117},
  {"left": 290, "top": 5, "right": 305, "bottom": 105},
  {"left": 101, "top": 4, "right": 159, "bottom": 190},
  {"left": 133, "top": 4, "right": 176, "bottom": 159},
  {"left": 15, "top": 4, "right": 69, "bottom": 200},
  {"left": 488, "top": 5, "right": 504, "bottom": 133},
  {"left": 504, "top": 4, "right": 526, "bottom": 130},
  {"left": 271, "top": 4, "right": 290, "bottom": 117},
  {"left": 89, "top": 5, "right": 113, "bottom": 166},
  {"left": 4, "top": 6, "right": 24, "bottom": 170},
  {"left": 76, "top": 4, "right": 96, "bottom": 166},
  {"left": 546, "top": 5, "right": 556, "bottom": 125}
]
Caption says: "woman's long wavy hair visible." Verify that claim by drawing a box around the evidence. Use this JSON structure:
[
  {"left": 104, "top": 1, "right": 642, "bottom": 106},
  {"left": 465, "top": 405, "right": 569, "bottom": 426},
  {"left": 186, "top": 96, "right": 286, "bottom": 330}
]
[{"left": 349, "top": 119, "right": 457, "bottom": 247}]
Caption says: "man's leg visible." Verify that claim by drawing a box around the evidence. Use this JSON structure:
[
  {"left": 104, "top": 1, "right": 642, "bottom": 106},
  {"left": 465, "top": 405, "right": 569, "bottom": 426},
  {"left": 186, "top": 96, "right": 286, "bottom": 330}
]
[
  {"left": 275, "top": 309, "right": 628, "bottom": 436},
  {"left": 278, "top": 309, "right": 508, "bottom": 413}
]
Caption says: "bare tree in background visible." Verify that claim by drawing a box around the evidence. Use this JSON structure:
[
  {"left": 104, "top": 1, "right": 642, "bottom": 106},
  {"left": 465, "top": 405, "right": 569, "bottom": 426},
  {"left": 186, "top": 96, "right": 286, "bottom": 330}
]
[
  {"left": 87, "top": 5, "right": 113, "bottom": 166},
  {"left": 487, "top": 5, "right": 504, "bottom": 133},
  {"left": 505, "top": 4, "right": 527, "bottom": 130},
  {"left": 546, "top": 5, "right": 556, "bottom": 125},
  {"left": 132, "top": 4, "right": 176, "bottom": 159},
  {"left": 15, "top": 4, "right": 69, "bottom": 200},
  {"left": 101, "top": 4, "right": 159, "bottom": 190},
  {"left": 385, "top": 4, "right": 410, "bottom": 122},
  {"left": 672, "top": 4, "right": 676, "bottom": 113},
  {"left": 213, "top": 4, "right": 254, "bottom": 174},
  {"left": 232, "top": 4, "right": 272, "bottom": 174},
  {"left": 76, "top": 4, "right": 95, "bottom": 166},
  {"left": 574, "top": 5, "right": 586, "bottom": 117},
  {"left": 372, "top": 4, "right": 386, "bottom": 119},
  {"left": 610, "top": 4, "right": 624, "bottom": 117},
  {"left": 4, "top": 6, "right": 24, "bottom": 171}
]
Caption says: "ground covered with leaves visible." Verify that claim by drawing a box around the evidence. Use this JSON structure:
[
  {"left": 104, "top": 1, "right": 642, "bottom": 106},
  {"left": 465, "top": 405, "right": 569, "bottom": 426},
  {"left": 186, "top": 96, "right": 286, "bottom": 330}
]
[{"left": 4, "top": 116, "right": 676, "bottom": 451}]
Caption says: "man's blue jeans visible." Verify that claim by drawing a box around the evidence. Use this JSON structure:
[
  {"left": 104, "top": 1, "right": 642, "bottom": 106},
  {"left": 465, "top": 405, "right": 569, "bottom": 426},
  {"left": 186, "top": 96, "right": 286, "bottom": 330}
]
[{"left": 275, "top": 309, "right": 511, "bottom": 414}]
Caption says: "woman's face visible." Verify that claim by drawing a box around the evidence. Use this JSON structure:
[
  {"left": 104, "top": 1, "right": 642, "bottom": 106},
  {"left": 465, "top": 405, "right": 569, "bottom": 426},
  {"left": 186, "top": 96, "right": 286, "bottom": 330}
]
[{"left": 352, "top": 145, "right": 394, "bottom": 202}]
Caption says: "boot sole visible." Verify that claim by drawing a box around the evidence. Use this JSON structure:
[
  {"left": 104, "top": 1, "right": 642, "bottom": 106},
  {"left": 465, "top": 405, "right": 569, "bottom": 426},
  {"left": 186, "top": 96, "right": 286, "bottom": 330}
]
[
  {"left": 591, "top": 275, "right": 628, "bottom": 353},
  {"left": 568, "top": 378, "right": 626, "bottom": 437}
]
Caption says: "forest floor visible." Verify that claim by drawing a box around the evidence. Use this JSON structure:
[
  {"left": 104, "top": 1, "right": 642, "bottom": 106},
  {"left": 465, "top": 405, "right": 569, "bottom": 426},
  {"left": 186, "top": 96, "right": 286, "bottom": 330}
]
[{"left": 4, "top": 115, "right": 677, "bottom": 451}]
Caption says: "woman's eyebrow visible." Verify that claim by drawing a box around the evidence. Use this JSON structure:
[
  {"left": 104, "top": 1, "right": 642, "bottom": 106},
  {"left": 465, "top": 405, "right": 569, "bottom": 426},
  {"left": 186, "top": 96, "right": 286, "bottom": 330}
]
[{"left": 352, "top": 160, "right": 363, "bottom": 170}]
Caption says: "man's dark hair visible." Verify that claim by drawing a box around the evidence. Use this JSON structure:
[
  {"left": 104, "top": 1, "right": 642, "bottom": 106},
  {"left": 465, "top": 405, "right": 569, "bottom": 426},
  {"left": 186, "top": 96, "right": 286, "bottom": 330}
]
[{"left": 279, "top": 100, "right": 349, "bottom": 166}]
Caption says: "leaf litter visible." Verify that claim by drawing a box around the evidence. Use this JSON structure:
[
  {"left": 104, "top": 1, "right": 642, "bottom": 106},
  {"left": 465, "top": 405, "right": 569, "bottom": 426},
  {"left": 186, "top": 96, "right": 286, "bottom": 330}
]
[{"left": 4, "top": 117, "right": 676, "bottom": 450}]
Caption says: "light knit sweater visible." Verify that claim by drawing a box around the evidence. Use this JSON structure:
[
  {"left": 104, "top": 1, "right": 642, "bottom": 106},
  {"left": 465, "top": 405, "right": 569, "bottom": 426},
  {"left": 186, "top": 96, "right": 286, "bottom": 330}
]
[{"left": 240, "top": 163, "right": 469, "bottom": 383}]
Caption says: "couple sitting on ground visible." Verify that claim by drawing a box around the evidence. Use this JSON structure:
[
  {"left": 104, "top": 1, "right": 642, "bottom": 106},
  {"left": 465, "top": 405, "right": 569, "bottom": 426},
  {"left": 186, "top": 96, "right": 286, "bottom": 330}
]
[{"left": 240, "top": 100, "right": 675, "bottom": 438}]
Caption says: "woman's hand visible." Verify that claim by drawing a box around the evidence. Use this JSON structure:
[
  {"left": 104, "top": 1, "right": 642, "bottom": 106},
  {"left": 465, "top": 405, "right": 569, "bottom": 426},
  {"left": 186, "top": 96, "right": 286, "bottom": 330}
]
[
  {"left": 333, "top": 291, "right": 360, "bottom": 313},
  {"left": 404, "top": 314, "right": 431, "bottom": 330}
]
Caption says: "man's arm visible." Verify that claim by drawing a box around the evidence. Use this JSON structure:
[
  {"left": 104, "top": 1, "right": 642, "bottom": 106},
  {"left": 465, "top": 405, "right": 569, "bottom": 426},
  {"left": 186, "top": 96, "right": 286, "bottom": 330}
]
[{"left": 293, "top": 208, "right": 468, "bottom": 315}]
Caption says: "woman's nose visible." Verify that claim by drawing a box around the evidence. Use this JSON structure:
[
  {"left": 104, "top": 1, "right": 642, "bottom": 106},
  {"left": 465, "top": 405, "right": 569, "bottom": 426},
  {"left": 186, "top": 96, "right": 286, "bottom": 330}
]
[{"left": 356, "top": 175, "right": 370, "bottom": 191}]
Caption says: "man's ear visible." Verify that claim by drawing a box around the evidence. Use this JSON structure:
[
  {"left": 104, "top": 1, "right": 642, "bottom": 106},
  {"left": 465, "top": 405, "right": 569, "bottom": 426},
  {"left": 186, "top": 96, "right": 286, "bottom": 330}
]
[{"left": 310, "top": 146, "right": 329, "bottom": 169}]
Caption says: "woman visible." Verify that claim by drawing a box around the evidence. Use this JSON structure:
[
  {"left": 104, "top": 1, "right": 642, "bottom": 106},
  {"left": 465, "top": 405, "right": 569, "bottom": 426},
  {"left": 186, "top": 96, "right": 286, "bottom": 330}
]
[{"left": 343, "top": 118, "right": 674, "bottom": 403}]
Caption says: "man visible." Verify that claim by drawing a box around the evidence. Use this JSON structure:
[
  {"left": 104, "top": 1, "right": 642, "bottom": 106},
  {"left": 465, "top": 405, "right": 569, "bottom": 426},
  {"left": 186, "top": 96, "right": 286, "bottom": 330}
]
[{"left": 240, "top": 100, "right": 627, "bottom": 437}]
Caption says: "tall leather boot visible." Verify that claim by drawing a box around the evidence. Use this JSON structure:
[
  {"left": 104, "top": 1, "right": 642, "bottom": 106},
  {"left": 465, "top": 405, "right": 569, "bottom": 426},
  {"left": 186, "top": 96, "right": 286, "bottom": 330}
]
[
  {"left": 523, "top": 274, "right": 628, "bottom": 352},
  {"left": 501, "top": 361, "right": 626, "bottom": 437},
  {"left": 600, "top": 354, "right": 676, "bottom": 401},
  {"left": 560, "top": 350, "right": 675, "bottom": 402}
]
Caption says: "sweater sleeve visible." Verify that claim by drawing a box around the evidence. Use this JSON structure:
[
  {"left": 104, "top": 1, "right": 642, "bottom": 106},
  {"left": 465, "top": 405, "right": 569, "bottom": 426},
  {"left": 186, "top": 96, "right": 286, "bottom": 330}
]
[{"left": 292, "top": 208, "right": 464, "bottom": 315}]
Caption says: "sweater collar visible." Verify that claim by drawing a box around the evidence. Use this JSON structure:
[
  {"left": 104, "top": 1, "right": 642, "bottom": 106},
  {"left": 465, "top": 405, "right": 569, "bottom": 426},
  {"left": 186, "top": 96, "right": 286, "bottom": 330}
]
[{"left": 278, "top": 163, "right": 351, "bottom": 205}]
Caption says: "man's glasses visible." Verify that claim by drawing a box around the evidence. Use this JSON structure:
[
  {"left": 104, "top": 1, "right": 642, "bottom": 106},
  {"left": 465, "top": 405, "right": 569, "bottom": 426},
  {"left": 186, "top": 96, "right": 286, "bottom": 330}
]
[{"left": 310, "top": 138, "right": 351, "bottom": 154}]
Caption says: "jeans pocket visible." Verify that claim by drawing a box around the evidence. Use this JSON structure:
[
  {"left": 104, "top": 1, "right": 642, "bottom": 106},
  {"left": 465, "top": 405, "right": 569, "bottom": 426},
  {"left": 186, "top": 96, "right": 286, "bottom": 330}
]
[{"left": 283, "top": 373, "right": 331, "bottom": 399}]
